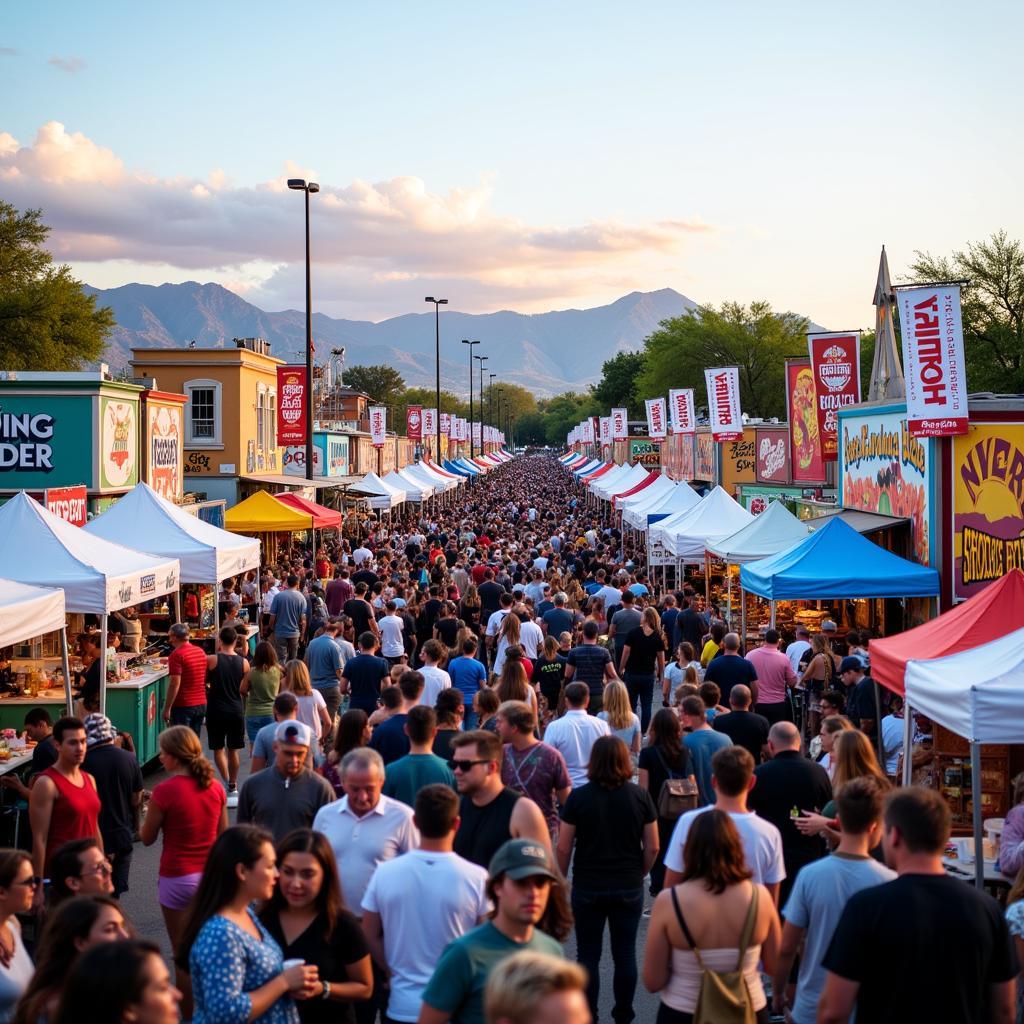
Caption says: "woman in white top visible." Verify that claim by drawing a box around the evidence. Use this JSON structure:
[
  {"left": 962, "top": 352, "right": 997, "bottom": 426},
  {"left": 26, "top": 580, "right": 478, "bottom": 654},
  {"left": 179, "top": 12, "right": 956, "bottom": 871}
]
[
  {"left": 643, "top": 809, "right": 780, "bottom": 1023},
  {"left": 597, "top": 680, "right": 641, "bottom": 759},
  {"left": 816, "top": 714, "right": 854, "bottom": 780},
  {"left": 282, "top": 661, "right": 331, "bottom": 759},
  {"left": 0, "top": 850, "right": 36, "bottom": 1023}
]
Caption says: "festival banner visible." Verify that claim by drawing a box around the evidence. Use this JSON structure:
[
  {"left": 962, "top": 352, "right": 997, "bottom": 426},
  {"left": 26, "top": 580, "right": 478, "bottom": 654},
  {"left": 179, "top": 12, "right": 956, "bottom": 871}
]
[
  {"left": 422, "top": 408, "right": 437, "bottom": 441},
  {"left": 611, "top": 408, "right": 628, "bottom": 440},
  {"left": 406, "top": 406, "right": 422, "bottom": 440},
  {"left": 952, "top": 422, "right": 1024, "bottom": 601},
  {"left": 668, "top": 388, "right": 696, "bottom": 434},
  {"left": 704, "top": 367, "right": 743, "bottom": 442},
  {"left": 787, "top": 359, "right": 825, "bottom": 483},
  {"left": 720, "top": 428, "right": 757, "bottom": 494},
  {"left": 369, "top": 406, "right": 386, "bottom": 448},
  {"left": 276, "top": 366, "right": 307, "bottom": 447},
  {"left": 755, "top": 427, "right": 791, "bottom": 484},
  {"left": 645, "top": 397, "right": 667, "bottom": 440},
  {"left": 472, "top": 421, "right": 482, "bottom": 447},
  {"left": 898, "top": 284, "right": 969, "bottom": 437},
  {"left": 599, "top": 416, "right": 612, "bottom": 446},
  {"left": 694, "top": 431, "right": 715, "bottom": 480},
  {"left": 439, "top": 412, "right": 451, "bottom": 438},
  {"left": 807, "top": 332, "right": 861, "bottom": 460},
  {"left": 45, "top": 485, "right": 87, "bottom": 527}
]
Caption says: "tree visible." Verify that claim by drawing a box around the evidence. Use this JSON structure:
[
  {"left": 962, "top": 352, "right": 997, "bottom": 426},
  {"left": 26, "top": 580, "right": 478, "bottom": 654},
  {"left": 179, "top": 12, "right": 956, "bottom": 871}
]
[
  {"left": 514, "top": 411, "right": 548, "bottom": 446},
  {"left": 0, "top": 203, "right": 114, "bottom": 370},
  {"left": 909, "top": 231, "right": 1024, "bottom": 393},
  {"left": 479, "top": 382, "right": 537, "bottom": 428},
  {"left": 343, "top": 364, "right": 406, "bottom": 406},
  {"left": 539, "top": 391, "right": 599, "bottom": 447},
  {"left": 636, "top": 302, "right": 807, "bottom": 421},
  {"left": 590, "top": 350, "right": 646, "bottom": 416}
]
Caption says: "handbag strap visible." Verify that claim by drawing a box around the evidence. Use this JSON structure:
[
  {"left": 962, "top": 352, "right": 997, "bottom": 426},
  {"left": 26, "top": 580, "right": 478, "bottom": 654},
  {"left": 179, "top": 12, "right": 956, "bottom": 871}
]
[
  {"left": 737, "top": 883, "right": 759, "bottom": 960},
  {"left": 655, "top": 746, "right": 680, "bottom": 781},
  {"left": 669, "top": 887, "right": 706, "bottom": 970}
]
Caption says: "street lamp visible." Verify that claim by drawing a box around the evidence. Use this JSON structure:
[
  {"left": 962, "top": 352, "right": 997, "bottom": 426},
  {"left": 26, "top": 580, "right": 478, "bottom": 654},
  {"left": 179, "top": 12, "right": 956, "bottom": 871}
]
[
  {"left": 425, "top": 297, "right": 447, "bottom": 460},
  {"left": 488, "top": 373, "right": 496, "bottom": 426},
  {"left": 461, "top": 339, "right": 479, "bottom": 458},
  {"left": 474, "top": 354, "right": 488, "bottom": 453},
  {"left": 287, "top": 178, "right": 319, "bottom": 483}
]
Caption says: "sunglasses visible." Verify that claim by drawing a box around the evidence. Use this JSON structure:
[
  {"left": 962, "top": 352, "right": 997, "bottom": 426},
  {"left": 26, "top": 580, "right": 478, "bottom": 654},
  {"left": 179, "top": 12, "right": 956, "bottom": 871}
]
[{"left": 449, "top": 758, "right": 491, "bottom": 772}]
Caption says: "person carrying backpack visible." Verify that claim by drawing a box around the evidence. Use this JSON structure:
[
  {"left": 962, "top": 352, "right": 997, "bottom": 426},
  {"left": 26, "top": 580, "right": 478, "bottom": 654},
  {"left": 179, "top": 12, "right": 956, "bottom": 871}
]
[{"left": 643, "top": 808, "right": 781, "bottom": 1023}]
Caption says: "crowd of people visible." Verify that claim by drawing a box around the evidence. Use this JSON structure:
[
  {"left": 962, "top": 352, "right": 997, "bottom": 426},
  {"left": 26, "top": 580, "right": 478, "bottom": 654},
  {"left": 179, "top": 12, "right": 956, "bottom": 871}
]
[{"left": 0, "top": 451, "right": 1020, "bottom": 1024}]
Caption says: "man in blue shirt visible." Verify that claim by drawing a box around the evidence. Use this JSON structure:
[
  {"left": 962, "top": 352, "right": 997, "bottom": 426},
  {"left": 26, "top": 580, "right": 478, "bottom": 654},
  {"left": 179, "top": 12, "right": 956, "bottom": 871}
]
[
  {"left": 268, "top": 574, "right": 307, "bottom": 663},
  {"left": 447, "top": 637, "right": 488, "bottom": 729},
  {"left": 370, "top": 670, "right": 425, "bottom": 765},
  {"left": 680, "top": 695, "right": 730, "bottom": 805},
  {"left": 342, "top": 631, "right": 390, "bottom": 715},
  {"left": 305, "top": 620, "right": 344, "bottom": 739},
  {"left": 541, "top": 593, "right": 574, "bottom": 640}
]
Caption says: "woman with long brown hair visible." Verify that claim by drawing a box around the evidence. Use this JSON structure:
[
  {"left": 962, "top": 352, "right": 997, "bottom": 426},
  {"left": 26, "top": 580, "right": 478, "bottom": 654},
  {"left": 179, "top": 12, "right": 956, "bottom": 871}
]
[
  {"left": 643, "top": 809, "right": 781, "bottom": 1023},
  {"left": 495, "top": 650, "right": 537, "bottom": 712},
  {"left": 492, "top": 612, "right": 521, "bottom": 679},
  {"left": 620, "top": 606, "right": 668, "bottom": 733},
  {"left": 321, "top": 709, "right": 371, "bottom": 797},
  {"left": 798, "top": 633, "right": 840, "bottom": 739},
  {"left": 0, "top": 850, "right": 35, "bottom": 1020}
]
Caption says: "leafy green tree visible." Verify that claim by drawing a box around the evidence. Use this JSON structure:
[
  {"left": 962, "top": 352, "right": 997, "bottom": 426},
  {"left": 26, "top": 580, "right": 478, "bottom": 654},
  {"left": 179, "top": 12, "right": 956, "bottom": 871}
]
[
  {"left": 0, "top": 203, "right": 114, "bottom": 370},
  {"left": 480, "top": 382, "right": 537, "bottom": 428},
  {"left": 909, "top": 231, "right": 1024, "bottom": 393},
  {"left": 343, "top": 364, "right": 406, "bottom": 406},
  {"left": 590, "top": 350, "right": 646, "bottom": 416},
  {"left": 636, "top": 302, "right": 807, "bottom": 420},
  {"left": 514, "top": 411, "right": 548, "bottom": 446},
  {"left": 540, "top": 391, "right": 599, "bottom": 447}
]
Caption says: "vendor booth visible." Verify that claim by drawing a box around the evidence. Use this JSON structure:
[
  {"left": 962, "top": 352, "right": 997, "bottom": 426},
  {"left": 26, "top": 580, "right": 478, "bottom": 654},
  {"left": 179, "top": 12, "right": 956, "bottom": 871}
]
[
  {"left": 225, "top": 489, "right": 314, "bottom": 533},
  {"left": 0, "top": 493, "right": 180, "bottom": 763},
  {"left": 354, "top": 472, "right": 406, "bottom": 510},
  {"left": 383, "top": 469, "right": 434, "bottom": 503}
]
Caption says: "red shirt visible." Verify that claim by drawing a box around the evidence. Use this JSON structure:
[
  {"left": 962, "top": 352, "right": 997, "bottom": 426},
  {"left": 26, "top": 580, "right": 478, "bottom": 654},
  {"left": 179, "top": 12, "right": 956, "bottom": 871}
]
[
  {"left": 471, "top": 564, "right": 488, "bottom": 585},
  {"left": 41, "top": 767, "right": 101, "bottom": 873},
  {"left": 167, "top": 641, "right": 209, "bottom": 708},
  {"left": 150, "top": 774, "right": 226, "bottom": 876}
]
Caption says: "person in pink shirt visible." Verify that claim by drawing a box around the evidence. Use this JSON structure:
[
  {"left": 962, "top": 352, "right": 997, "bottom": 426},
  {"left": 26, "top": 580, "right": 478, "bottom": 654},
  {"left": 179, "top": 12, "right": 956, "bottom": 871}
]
[{"left": 746, "top": 629, "right": 797, "bottom": 725}]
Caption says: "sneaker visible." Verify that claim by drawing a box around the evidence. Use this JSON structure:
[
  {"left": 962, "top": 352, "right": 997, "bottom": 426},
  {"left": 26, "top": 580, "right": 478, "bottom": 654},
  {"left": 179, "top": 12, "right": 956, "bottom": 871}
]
[{"left": 226, "top": 786, "right": 239, "bottom": 809}]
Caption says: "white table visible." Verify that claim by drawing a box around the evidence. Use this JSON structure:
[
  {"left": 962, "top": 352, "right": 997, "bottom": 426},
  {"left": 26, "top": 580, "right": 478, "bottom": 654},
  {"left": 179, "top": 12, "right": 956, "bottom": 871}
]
[{"left": 0, "top": 750, "right": 33, "bottom": 777}]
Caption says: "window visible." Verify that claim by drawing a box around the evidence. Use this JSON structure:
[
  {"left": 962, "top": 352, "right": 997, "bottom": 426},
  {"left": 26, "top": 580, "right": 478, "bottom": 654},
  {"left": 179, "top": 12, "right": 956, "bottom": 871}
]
[
  {"left": 266, "top": 389, "right": 277, "bottom": 452},
  {"left": 185, "top": 379, "right": 222, "bottom": 446},
  {"left": 256, "top": 386, "right": 266, "bottom": 451}
]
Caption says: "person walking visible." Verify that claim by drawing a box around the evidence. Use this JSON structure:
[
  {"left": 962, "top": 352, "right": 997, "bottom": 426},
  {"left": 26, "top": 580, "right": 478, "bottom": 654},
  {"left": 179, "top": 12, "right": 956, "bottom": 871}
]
[
  {"left": 542, "top": 682, "right": 611, "bottom": 789},
  {"left": 342, "top": 633, "right": 391, "bottom": 717},
  {"left": 701, "top": 632, "right": 757, "bottom": 707},
  {"left": 448, "top": 636, "right": 489, "bottom": 730},
  {"left": 383, "top": 705, "right": 457, "bottom": 807},
  {"left": 281, "top": 661, "right": 332, "bottom": 761},
  {"left": 368, "top": 670, "right": 425, "bottom": 765},
  {"left": 679, "top": 696, "right": 730, "bottom": 807},
  {"left": 642, "top": 809, "right": 781, "bottom": 1023},
  {"left": 557, "top": 736, "right": 659, "bottom": 1024},
  {"left": 305, "top": 620, "right": 345, "bottom": 739},
  {"left": 204, "top": 625, "right": 250, "bottom": 807},
  {"left": 162, "top": 623, "right": 208, "bottom": 735},
  {"left": 619, "top": 607, "right": 667, "bottom": 734},
  {"left": 711, "top": 684, "right": 770, "bottom": 763},
  {"left": 419, "top": 640, "right": 453, "bottom": 706},
  {"left": 242, "top": 642, "right": 282, "bottom": 748},
  {"left": 269, "top": 574, "right": 309, "bottom": 664},
  {"left": 564, "top": 621, "right": 617, "bottom": 715},
  {"left": 745, "top": 629, "right": 796, "bottom": 725}
]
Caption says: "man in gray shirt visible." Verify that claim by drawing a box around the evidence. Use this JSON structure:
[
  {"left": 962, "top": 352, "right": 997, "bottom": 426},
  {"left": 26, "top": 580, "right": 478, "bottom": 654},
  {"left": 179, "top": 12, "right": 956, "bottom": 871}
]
[
  {"left": 237, "top": 720, "right": 334, "bottom": 841},
  {"left": 268, "top": 573, "right": 307, "bottom": 663},
  {"left": 608, "top": 589, "right": 642, "bottom": 666}
]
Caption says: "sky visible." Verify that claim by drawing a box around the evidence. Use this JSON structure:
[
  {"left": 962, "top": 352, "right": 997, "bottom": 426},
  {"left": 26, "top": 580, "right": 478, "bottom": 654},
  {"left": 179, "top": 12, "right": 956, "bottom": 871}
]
[{"left": 2, "top": 0, "right": 1022, "bottom": 328}]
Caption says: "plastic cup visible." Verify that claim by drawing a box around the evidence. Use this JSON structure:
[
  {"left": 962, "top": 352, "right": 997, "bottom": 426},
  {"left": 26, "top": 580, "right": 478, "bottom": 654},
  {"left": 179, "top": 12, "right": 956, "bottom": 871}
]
[{"left": 282, "top": 959, "right": 306, "bottom": 971}]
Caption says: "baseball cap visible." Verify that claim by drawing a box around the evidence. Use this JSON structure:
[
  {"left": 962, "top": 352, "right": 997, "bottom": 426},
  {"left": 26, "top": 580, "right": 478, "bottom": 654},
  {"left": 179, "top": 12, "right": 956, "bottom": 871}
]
[
  {"left": 821, "top": 619, "right": 838, "bottom": 633},
  {"left": 840, "top": 655, "right": 866, "bottom": 674},
  {"left": 488, "top": 839, "right": 559, "bottom": 882},
  {"left": 275, "top": 720, "right": 313, "bottom": 747}
]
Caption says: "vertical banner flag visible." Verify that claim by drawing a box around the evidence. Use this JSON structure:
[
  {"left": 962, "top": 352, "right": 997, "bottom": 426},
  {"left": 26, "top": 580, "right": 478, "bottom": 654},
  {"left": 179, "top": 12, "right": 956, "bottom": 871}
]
[
  {"left": 406, "top": 405, "right": 422, "bottom": 441},
  {"left": 472, "top": 421, "right": 482, "bottom": 447},
  {"left": 645, "top": 397, "right": 667, "bottom": 439},
  {"left": 807, "top": 333, "right": 861, "bottom": 460},
  {"left": 704, "top": 367, "right": 743, "bottom": 441},
  {"left": 787, "top": 359, "right": 825, "bottom": 482},
  {"left": 439, "top": 412, "right": 450, "bottom": 438},
  {"left": 668, "top": 388, "right": 696, "bottom": 434},
  {"left": 369, "top": 406, "right": 386, "bottom": 448},
  {"left": 611, "top": 408, "right": 627, "bottom": 440},
  {"left": 276, "top": 366, "right": 307, "bottom": 446},
  {"left": 422, "top": 408, "right": 437, "bottom": 440},
  {"left": 599, "top": 416, "right": 611, "bottom": 446},
  {"left": 582, "top": 419, "right": 594, "bottom": 444},
  {"left": 897, "top": 285, "right": 969, "bottom": 436}
]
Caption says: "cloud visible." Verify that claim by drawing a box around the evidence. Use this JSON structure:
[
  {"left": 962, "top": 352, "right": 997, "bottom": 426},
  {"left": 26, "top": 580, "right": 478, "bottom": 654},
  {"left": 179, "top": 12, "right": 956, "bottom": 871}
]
[
  {"left": 48, "top": 55, "right": 86, "bottom": 73},
  {"left": 0, "top": 121, "right": 713, "bottom": 317},
  {"left": 0, "top": 48, "right": 18, "bottom": 57}
]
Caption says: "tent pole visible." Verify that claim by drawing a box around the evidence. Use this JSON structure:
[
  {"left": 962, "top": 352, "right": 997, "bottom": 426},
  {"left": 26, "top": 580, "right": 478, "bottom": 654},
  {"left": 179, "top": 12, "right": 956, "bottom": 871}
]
[
  {"left": 769, "top": 600, "right": 776, "bottom": 629},
  {"left": 740, "top": 586, "right": 746, "bottom": 657},
  {"left": 704, "top": 553, "right": 711, "bottom": 612},
  {"left": 59, "top": 627, "right": 73, "bottom": 716},
  {"left": 901, "top": 702, "right": 914, "bottom": 787},
  {"left": 99, "top": 613, "right": 109, "bottom": 717},
  {"left": 214, "top": 581, "right": 221, "bottom": 632},
  {"left": 971, "top": 741, "right": 984, "bottom": 891},
  {"left": 727, "top": 568, "right": 733, "bottom": 630},
  {"left": 173, "top": 589, "right": 182, "bottom": 625}
]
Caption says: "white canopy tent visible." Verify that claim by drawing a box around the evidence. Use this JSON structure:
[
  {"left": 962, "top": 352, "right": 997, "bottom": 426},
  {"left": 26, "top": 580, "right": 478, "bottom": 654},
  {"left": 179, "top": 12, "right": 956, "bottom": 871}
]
[
  {"left": 402, "top": 462, "right": 457, "bottom": 500},
  {"left": 705, "top": 500, "right": 811, "bottom": 564},
  {"left": 354, "top": 472, "right": 406, "bottom": 510},
  {"left": 587, "top": 463, "right": 631, "bottom": 497},
  {"left": 618, "top": 473, "right": 675, "bottom": 516},
  {"left": 0, "top": 580, "right": 73, "bottom": 713},
  {"left": 594, "top": 463, "right": 649, "bottom": 501},
  {"left": 410, "top": 461, "right": 460, "bottom": 491},
  {"left": 662, "top": 487, "right": 754, "bottom": 560},
  {"left": 0, "top": 492, "right": 181, "bottom": 714},
  {"left": 383, "top": 469, "right": 434, "bottom": 503},
  {"left": 626, "top": 481, "right": 701, "bottom": 531}
]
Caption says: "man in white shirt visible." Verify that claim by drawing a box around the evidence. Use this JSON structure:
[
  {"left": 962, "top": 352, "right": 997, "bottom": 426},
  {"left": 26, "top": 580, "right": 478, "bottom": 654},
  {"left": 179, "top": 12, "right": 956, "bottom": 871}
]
[
  {"left": 361, "top": 784, "right": 489, "bottom": 1024},
  {"left": 594, "top": 576, "right": 625, "bottom": 616},
  {"left": 418, "top": 639, "right": 452, "bottom": 706},
  {"left": 518, "top": 612, "right": 544, "bottom": 660},
  {"left": 352, "top": 543, "right": 373, "bottom": 566},
  {"left": 785, "top": 625, "right": 812, "bottom": 676},
  {"left": 312, "top": 746, "right": 418, "bottom": 913},
  {"left": 663, "top": 743, "right": 786, "bottom": 904},
  {"left": 379, "top": 600, "right": 406, "bottom": 666},
  {"left": 541, "top": 682, "right": 611, "bottom": 788}
]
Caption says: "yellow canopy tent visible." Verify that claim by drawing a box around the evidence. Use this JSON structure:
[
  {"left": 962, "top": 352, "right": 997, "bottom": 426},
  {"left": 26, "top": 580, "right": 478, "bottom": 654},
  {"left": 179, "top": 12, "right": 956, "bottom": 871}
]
[{"left": 224, "top": 490, "right": 314, "bottom": 533}]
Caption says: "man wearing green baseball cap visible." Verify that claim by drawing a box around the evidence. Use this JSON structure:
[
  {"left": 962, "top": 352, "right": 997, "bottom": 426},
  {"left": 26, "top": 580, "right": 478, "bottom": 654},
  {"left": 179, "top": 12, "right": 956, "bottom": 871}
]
[{"left": 419, "top": 839, "right": 574, "bottom": 1024}]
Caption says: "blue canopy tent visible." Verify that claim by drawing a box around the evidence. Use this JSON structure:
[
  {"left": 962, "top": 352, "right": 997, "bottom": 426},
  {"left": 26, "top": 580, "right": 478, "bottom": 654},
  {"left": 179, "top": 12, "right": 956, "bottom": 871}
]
[
  {"left": 453, "top": 458, "right": 483, "bottom": 475},
  {"left": 443, "top": 460, "right": 473, "bottom": 477}
]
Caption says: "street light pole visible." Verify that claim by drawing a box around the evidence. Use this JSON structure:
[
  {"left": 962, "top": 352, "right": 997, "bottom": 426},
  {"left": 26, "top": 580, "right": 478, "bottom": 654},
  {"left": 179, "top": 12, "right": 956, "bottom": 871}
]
[
  {"left": 461, "top": 339, "right": 479, "bottom": 459},
  {"left": 425, "top": 297, "right": 448, "bottom": 461},
  {"left": 287, "top": 178, "right": 320, "bottom": 483},
  {"left": 474, "top": 355, "right": 488, "bottom": 453},
  {"left": 488, "top": 373, "right": 496, "bottom": 428}
]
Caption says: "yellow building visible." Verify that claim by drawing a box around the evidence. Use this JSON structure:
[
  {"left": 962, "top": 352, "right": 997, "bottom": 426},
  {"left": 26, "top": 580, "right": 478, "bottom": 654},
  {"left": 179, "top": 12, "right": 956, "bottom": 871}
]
[{"left": 131, "top": 339, "right": 288, "bottom": 505}]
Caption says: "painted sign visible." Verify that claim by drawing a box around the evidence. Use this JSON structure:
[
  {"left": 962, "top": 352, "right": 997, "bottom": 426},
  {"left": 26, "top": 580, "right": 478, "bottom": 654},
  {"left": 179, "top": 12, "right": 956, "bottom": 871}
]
[
  {"left": 839, "top": 408, "right": 933, "bottom": 566},
  {"left": 599, "top": 416, "right": 611, "bottom": 446},
  {"left": 146, "top": 402, "right": 183, "bottom": 500},
  {"left": 663, "top": 432, "right": 694, "bottom": 482},
  {"left": 630, "top": 439, "right": 661, "bottom": 468},
  {"left": 100, "top": 398, "right": 138, "bottom": 489},
  {"left": 695, "top": 432, "right": 715, "bottom": 480},
  {"left": 0, "top": 410, "right": 56, "bottom": 472},
  {"left": 704, "top": 367, "right": 743, "bottom": 442},
  {"left": 277, "top": 366, "right": 307, "bottom": 446},
  {"left": 808, "top": 332, "right": 861, "bottom": 460},
  {"left": 740, "top": 485, "right": 806, "bottom": 515},
  {"left": 787, "top": 359, "right": 825, "bottom": 483},
  {"left": 952, "top": 422, "right": 1024, "bottom": 601},
  {"left": 283, "top": 445, "right": 321, "bottom": 476},
  {"left": 756, "top": 427, "right": 791, "bottom": 484},
  {"left": 422, "top": 408, "right": 437, "bottom": 442},
  {"left": 439, "top": 412, "right": 450, "bottom": 438},
  {"left": 898, "top": 285, "right": 969, "bottom": 437},
  {"left": 45, "top": 485, "right": 87, "bottom": 526},
  {"left": 406, "top": 406, "right": 422, "bottom": 440},
  {"left": 321, "top": 434, "right": 350, "bottom": 477},
  {"left": 720, "top": 429, "right": 757, "bottom": 494}
]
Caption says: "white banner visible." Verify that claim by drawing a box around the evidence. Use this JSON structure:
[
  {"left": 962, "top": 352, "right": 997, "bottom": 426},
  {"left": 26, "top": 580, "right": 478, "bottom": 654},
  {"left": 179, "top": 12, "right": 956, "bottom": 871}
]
[
  {"left": 599, "top": 416, "right": 612, "bottom": 445},
  {"left": 369, "top": 405, "right": 387, "bottom": 447},
  {"left": 439, "top": 412, "right": 451, "bottom": 437},
  {"left": 645, "top": 397, "right": 667, "bottom": 440},
  {"left": 472, "top": 421, "right": 481, "bottom": 447},
  {"left": 611, "top": 408, "right": 628, "bottom": 440},
  {"left": 668, "top": 388, "right": 696, "bottom": 434},
  {"left": 898, "top": 285, "right": 969, "bottom": 437},
  {"left": 704, "top": 367, "right": 743, "bottom": 441},
  {"left": 581, "top": 419, "right": 593, "bottom": 443},
  {"left": 422, "top": 408, "right": 437, "bottom": 439}
]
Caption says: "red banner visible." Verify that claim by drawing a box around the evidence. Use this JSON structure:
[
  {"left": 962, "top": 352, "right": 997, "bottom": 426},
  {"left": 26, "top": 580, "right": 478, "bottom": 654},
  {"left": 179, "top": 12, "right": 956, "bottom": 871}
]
[
  {"left": 755, "top": 427, "right": 790, "bottom": 484},
  {"left": 45, "top": 485, "right": 87, "bottom": 526},
  {"left": 406, "top": 406, "right": 422, "bottom": 440},
  {"left": 277, "top": 366, "right": 307, "bottom": 447},
  {"left": 787, "top": 359, "right": 825, "bottom": 482},
  {"left": 808, "top": 333, "right": 861, "bottom": 460}
]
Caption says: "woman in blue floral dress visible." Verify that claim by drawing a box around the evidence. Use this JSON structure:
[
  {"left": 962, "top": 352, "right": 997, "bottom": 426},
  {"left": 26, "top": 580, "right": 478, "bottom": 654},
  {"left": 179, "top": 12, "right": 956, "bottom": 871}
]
[{"left": 177, "top": 826, "right": 320, "bottom": 1024}]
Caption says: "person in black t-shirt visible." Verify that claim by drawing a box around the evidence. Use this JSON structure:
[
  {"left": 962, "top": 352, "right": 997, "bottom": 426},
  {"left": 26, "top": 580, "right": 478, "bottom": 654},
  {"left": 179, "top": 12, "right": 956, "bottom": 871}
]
[
  {"left": 205, "top": 627, "right": 249, "bottom": 807},
  {"left": 712, "top": 684, "right": 769, "bottom": 763},
  {"left": 341, "top": 633, "right": 390, "bottom": 715},
  {"left": 819, "top": 786, "right": 1018, "bottom": 1024},
  {"left": 1, "top": 707, "right": 58, "bottom": 802},
  {"left": 702, "top": 633, "right": 758, "bottom": 706},
  {"left": 343, "top": 584, "right": 379, "bottom": 641}
]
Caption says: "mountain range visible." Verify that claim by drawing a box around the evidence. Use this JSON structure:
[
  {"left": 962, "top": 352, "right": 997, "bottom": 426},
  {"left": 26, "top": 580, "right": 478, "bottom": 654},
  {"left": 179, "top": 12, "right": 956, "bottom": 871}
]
[{"left": 84, "top": 282, "right": 699, "bottom": 396}]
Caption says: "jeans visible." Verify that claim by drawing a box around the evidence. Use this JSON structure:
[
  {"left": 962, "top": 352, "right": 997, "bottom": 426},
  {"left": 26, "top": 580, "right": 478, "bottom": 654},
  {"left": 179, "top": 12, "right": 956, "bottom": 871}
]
[
  {"left": 317, "top": 685, "right": 342, "bottom": 744},
  {"left": 245, "top": 715, "right": 273, "bottom": 745},
  {"left": 463, "top": 708, "right": 478, "bottom": 731},
  {"left": 572, "top": 886, "right": 645, "bottom": 1024},
  {"left": 109, "top": 846, "right": 133, "bottom": 897},
  {"left": 624, "top": 672, "right": 656, "bottom": 733},
  {"left": 170, "top": 704, "right": 206, "bottom": 739},
  {"left": 649, "top": 816, "right": 675, "bottom": 895},
  {"left": 274, "top": 635, "right": 300, "bottom": 665}
]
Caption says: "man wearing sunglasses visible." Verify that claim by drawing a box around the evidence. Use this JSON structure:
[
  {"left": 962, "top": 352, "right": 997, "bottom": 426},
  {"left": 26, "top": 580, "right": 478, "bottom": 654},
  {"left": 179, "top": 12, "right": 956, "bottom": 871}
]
[
  {"left": 47, "top": 837, "right": 115, "bottom": 904},
  {"left": 450, "top": 731, "right": 550, "bottom": 870}
]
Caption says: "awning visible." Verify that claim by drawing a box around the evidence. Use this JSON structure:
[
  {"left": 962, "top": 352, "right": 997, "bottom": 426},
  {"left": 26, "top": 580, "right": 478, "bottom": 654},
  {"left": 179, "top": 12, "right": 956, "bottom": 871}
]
[
  {"left": 225, "top": 490, "right": 314, "bottom": 532},
  {"left": 240, "top": 473, "right": 334, "bottom": 490},
  {"left": 0, "top": 579, "right": 66, "bottom": 648},
  {"left": 706, "top": 500, "right": 812, "bottom": 564},
  {"left": 275, "top": 492, "right": 342, "bottom": 529},
  {"left": 661, "top": 486, "right": 755, "bottom": 560}
]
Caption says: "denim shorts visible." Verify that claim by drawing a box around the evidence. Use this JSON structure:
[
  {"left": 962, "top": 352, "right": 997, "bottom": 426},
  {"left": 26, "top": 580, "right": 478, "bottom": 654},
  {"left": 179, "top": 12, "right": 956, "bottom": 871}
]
[{"left": 245, "top": 715, "right": 274, "bottom": 744}]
